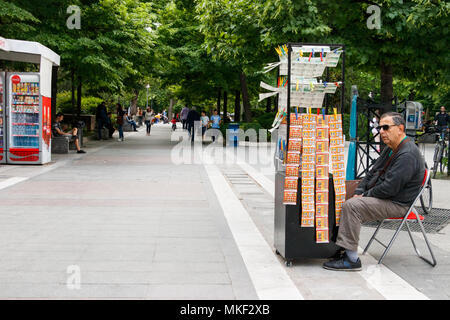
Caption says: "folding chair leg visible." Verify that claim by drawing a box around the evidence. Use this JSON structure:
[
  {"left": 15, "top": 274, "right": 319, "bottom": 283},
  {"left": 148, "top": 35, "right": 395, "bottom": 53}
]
[
  {"left": 363, "top": 220, "right": 384, "bottom": 255},
  {"left": 378, "top": 217, "right": 408, "bottom": 264},
  {"left": 415, "top": 216, "right": 437, "bottom": 266},
  {"left": 405, "top": 220, "right": 419, "bottom": 254}
]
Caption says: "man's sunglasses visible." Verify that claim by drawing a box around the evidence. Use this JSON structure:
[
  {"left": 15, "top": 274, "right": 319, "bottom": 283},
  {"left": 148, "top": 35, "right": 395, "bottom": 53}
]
[{"left": 376, "top": 124, "right": 398, "bottom": 131}]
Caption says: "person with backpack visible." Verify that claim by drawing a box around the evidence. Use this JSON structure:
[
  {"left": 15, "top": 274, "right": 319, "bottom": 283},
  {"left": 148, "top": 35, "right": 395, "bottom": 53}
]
[{"left": 144, "top": 107, "right": 154, "bottom": 136}]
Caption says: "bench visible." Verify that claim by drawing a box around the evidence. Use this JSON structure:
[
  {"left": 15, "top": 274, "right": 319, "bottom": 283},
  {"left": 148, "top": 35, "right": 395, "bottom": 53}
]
[
  {"left": 94, "top": 124, "right": 110, "bottom": 140},
  {"left": 122, "top": 121, "right": 134, "bottom": 132},
  {"left": 51, "top": 127, "right": 83, "bottom": 154},
  {"left": 51, "top": 136, "right": 70, "bottom": 154}
]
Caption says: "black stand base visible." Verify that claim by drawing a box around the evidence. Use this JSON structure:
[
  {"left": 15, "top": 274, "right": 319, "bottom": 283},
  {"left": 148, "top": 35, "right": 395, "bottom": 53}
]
[{"left": 274, "top": 172, "right": 340, "bottom": 264}]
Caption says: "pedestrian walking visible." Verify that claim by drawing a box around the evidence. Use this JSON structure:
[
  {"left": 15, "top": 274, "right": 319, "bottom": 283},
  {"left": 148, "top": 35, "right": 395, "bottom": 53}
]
[
  {"left": 210, "top": 109, "right": 222, "bottom": 142},
  {"left": 180, "top": 106, "right": 190, "bottom": 130},
  {"left": 95, "top": 102, "right": 108, "bottom": 140},
  {"left": 137, "top": 108, "right": 144, "bottom": 126},
  {"left": 116, "top": 103, "right": 125, "bottom": 141},
  {"left": 200, "top": 111, "right": 209, "bottom": 140},
  {"left": 171, "top": 116, "right": 177, "bottom": 131},
  {"left": 186, "top": 106, "right": 200, "bottom": 142},
  {"left": 144, "top": 107, "right": 154, "bottom": 136},
  {"left": 370, "top": 110, "right": 380, "bottom": 152}
]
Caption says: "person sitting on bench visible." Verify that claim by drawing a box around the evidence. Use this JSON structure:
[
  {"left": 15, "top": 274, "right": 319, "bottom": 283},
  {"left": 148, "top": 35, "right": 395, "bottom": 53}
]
[
  {"left": 52, "top": 112, "right": 86, "bottom": 154},
  {"left": 126, "top": 114, "right": 138, "bottom": 131}
]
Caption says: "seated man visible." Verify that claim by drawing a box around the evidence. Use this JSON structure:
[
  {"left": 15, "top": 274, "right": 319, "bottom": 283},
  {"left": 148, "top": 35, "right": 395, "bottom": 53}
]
[
  {"left": 323, "top": 112, "right": 425, "bottom": 271},
  {"left": 126, "top": 114, "right": 138, "bottom": 131},
  {"left": 52, "top": 112, "right": 86, "bottom": 154}
]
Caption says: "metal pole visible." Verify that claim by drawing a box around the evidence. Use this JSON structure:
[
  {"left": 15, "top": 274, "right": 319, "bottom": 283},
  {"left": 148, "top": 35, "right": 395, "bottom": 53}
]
[
  {"left": 286, "top": 43, "right": 292, "bottom": 155},
  {"left": 340, "top": 46, "right": 345, "bottom": 114}
]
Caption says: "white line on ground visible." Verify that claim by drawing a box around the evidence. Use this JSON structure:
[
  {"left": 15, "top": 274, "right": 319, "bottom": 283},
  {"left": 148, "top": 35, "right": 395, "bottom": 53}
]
[
  {"left": 0, "top": 177, "right": 29, "bottom": 191},
  {"left": 358, "top": 248, "right": 428, "bottom": 300},
  {"left": 204, "top": 162, "right": 304, "bottom": 300},
  {"left": 239, "top": 160, "right": 429, "bottom": 300}
]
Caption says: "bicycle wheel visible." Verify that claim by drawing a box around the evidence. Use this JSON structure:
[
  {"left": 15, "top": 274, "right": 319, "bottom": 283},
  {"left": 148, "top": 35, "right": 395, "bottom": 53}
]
[
  {"left": 432, "top": 144, "right": 443, "bottom": 178},
  {"left": 420, "top": 178, "right": 433, "bottom": 215},
  {"left": 447, "top": 140, "right": 450, "bottom": 177}
]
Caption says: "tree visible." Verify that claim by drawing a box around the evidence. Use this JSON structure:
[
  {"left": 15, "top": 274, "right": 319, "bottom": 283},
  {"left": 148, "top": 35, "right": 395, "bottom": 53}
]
[
  {"left": 0, "top": 0, "right": 38, "bottom": 38},
  {"left": 153, "top": 0, "right": 239, "bottom": 111},
  {"left": 196, "top": 0, "right": 331, "bottom": 121},
  {"left": 321, "top": 0, "right": 449, "bottom": 110},
  {"left": 3, "top": 0, "right": 156, "bottom": 115}
]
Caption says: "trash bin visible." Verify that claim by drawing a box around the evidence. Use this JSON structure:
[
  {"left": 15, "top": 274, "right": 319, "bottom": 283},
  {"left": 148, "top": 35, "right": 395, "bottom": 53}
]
[{"left": 227, "top": 123, "right": 239, "bottom": 147}]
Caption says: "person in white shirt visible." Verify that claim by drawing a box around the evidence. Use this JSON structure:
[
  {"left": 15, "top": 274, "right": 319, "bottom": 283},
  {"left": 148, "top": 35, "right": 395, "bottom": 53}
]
[
  {"left": 200, "top": 111, "right": 209, "bottom": 140},
  {"left": 144, "top": 107, "right": 154, "bottom": 136}
]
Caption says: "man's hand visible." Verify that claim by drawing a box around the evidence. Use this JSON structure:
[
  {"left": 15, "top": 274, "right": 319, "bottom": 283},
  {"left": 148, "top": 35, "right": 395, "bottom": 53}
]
[{"left": 353, "top": 194, "right": 363, "bottom": 198}]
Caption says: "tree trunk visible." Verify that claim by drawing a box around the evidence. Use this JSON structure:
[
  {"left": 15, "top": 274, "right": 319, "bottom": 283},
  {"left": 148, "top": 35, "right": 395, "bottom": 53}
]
[
  {"left": 380, "top": 61, "right": 393, "bottom": 114},
  {"left": 266, "top": 96, "right": 271, "bottom": 113},
  {"left": 223, "top": 91, "right": 228, "bottom": 124},
  {"left": 217, "top": 87, "right": 221, "bottom": 116},
  {"left": 240, "top": 72, "right": 251, "bottom": 122},
  {"left": 234, "top": 90, "right": 241, "bottom": 122},
  {"left": 130, "top": 89, "right": 139, "bottom": 115},
  {"left": 71, "top": 69, "right": 76, "bottom": 115},
  {"left": 76, "top": 76, "right": 82, "bottom": 118},
  {"left": 169, "top": 98, "right": 175, "bottom": 120}
]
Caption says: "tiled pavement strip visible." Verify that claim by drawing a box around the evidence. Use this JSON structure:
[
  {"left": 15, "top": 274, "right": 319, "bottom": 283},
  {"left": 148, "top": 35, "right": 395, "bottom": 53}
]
[{"left": 0, "top": 123, "right": 448, "bottom": 299}]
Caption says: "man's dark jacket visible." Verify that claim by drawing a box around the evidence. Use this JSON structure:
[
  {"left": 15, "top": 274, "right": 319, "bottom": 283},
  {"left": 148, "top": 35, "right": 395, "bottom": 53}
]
[
  {"left": 96, "top": 104, "right": 108, "bottom": 122},
  {"left": 435, "top": 112, "right": 450, "bottom": 127},
  {"left": 186, "top": 109, "right": 200, "bottom": 125},
  {"left": 355, "top": 138, "right": 425, "bottom": 207}
]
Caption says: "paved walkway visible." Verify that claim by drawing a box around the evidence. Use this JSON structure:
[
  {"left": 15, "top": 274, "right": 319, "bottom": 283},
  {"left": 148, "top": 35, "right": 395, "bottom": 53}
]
[{"left": 0, "top": 124, "right": 448, "bottom": 299}]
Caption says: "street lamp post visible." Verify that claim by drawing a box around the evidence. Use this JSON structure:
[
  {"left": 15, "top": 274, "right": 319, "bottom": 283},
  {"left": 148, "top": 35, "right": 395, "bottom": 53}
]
[{"left": 146, "top": 84, "right": 150, "bottom": 109}]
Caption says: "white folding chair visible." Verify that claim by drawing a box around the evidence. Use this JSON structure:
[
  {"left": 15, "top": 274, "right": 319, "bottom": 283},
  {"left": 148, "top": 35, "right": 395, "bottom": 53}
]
[{"left": 363, "top": 168, "right": 437, "bottom": 266}]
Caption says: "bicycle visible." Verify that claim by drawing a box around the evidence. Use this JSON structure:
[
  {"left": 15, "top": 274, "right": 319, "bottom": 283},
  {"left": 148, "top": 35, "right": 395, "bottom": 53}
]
[
  {"left": 432, "top": 128, "right": 449, "bottom": 179},
  {"left": 414, "top": 132, "right": 433, "bottom": 215}
]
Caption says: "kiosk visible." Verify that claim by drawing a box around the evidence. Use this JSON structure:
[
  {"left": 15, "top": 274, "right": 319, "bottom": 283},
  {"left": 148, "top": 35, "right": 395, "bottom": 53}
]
[
  {"left": 0, "top": 37, "right": 60, "bottom": 164},
  {"left": 259, "top": 43, "right": 345, "bottom": 265}
]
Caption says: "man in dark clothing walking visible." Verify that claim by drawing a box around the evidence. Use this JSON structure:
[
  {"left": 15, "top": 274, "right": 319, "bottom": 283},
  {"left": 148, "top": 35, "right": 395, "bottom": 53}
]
[
  {"left": 434, "top": 106, "right": 449, "bottom": 139},
  {"left": 186, "top": 106, "right": 201, "bottom": 142},
  {"left": 96, "top": 102, "right": 109, "bottom": 140},
  {"left": 180, "top": 106, "right": 190, "bottom": 130},
  {"left": 323, "top": 112, "right": 425, "bottom": 271}
]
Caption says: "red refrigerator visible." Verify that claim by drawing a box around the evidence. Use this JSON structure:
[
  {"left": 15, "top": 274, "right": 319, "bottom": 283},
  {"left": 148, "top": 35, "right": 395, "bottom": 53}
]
[{"left": 5, "top": 72, "right": 51, "bottom": 164}]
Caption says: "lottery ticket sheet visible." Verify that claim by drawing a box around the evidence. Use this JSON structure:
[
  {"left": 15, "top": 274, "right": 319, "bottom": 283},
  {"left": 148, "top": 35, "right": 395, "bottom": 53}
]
[
  {"left": 300, "top": 114, "right": 316, "bottom": 228},
  {"left": 328, "top": 114, "right": 346, "bottom": 226}
]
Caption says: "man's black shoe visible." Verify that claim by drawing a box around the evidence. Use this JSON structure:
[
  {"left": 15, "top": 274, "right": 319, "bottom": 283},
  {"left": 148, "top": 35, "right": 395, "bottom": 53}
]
[
  {"left": 323, "top": 253, "right": 362, "bottom": 271},
  {"left": 328, "top": 247, "right": 346, "bottom": 260},
  {"left": 77, "top": 150, "right": 86, "bottom": 154}
]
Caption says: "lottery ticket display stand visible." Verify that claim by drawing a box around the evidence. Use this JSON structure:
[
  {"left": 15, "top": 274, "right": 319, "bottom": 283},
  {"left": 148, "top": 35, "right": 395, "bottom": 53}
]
[
  {"left": 0, "top": 37, "right": 60, "bottom": 164},
  {"left": 259, "top": 43, "right": 346, "bottom": 265}
]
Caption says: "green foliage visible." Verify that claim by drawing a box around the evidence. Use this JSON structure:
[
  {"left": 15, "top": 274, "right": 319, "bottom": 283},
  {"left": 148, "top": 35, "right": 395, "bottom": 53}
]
[
  {"left": 255, "top": 111, "right": 277, "bottom": 129},
  {"left": 56, "top": 91, "right": 102, "bottom": 115},
  {"left": 0, "top": 0, "right": 38, "bottom": 37},
  {"left": 341, "top": 113, "right": 369, "bottom": 141},
  {"left": 1, "top": 0, "right": 447, "bottom": 118}
]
